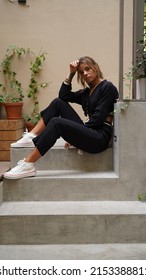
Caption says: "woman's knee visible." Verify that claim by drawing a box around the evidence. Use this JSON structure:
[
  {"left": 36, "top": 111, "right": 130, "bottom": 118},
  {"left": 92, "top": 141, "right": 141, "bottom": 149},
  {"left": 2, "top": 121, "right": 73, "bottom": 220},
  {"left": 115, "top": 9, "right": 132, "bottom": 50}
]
[
  {"left": 48, "top": 117, "right": 65, "bottom": 131},
  {"left": 51, "top": 97, "right": 60, "bottom": 103},
  {"left": 51, "top": 97, "right": 65, "bottom": 106},
  {"left": 49, "top": 116, "right": 62, "bottom": 125}
]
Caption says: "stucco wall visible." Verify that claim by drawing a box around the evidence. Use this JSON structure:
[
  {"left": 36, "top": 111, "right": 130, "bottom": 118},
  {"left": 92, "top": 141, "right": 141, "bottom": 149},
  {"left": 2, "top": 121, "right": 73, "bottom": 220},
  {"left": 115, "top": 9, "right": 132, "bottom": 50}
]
[{"left": 0, "top": 0, "right": 133, "bottom": 117}]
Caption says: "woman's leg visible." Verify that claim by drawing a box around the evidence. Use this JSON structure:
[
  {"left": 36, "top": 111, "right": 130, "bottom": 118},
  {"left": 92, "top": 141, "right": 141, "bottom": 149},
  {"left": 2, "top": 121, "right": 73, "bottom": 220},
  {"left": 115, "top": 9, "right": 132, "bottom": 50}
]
[
  {"left": 32, "top": 117, "right": 112, "bottom": 157},
  {"left": 4, "top": 119, "right": 111, "bottom": 179},
  {"left": 11, "top": 98, "right": 83, "bottom": 148},
  {"left": 25, "top": 147, "right": 42, "bottom": 162},
  {"left": 25, "top": 98, "right": 85, "bottom": 162},
  {"left": 41, "top": 97, "right": 83, "bottom": 125},
  {"left": 31, "top": 97, "right": 83, "bottom": 134},
  {"left": 31, "top": 118, "right": 46, "bottom": 135}
]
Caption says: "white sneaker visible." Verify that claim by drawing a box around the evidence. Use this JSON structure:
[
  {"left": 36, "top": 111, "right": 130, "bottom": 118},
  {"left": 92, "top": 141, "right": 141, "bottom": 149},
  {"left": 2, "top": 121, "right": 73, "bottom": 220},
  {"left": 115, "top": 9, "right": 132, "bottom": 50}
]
[
  {"left": 3, "top": 159, "right": 36, "bottom": 179},
  {"left": 11, "top": 132, "right": 36, "bottom": 148}
]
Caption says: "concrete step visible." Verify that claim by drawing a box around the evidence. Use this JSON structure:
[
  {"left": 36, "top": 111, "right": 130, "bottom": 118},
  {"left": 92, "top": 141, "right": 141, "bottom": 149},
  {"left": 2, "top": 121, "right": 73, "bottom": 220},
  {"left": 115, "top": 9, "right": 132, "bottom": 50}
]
[
  {"left": 3, "top": 170, "right": 124, "bottom": 202},
  {"left": 10, "top": 138, "right": 113, "bottom": 171},
  {"left": 0, "top": 244, "right": 146, "bottom": 260},
  {"left": 3, "top": 169, "right": 140, "bottom": 201},
  {"left": 0, "top": 201, "right": 146, "bottom": 245}
]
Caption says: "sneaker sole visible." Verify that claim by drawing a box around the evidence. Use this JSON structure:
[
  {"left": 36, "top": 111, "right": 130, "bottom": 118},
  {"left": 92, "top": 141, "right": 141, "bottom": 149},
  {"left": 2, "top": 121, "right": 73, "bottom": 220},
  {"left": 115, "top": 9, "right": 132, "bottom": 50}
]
[
  {"left": 11, "top": 142, "right": 35, "bottom": 148},
  {"left": 3, "top": 171, "right": 36, "bottom": 180}
]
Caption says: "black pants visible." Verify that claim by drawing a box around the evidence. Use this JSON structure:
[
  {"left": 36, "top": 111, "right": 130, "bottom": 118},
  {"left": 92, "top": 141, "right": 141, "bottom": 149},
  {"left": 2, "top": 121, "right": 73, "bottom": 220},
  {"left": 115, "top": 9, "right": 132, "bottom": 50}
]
[{"left": 33, "top": 98, "right": 112, "bottom": 156}]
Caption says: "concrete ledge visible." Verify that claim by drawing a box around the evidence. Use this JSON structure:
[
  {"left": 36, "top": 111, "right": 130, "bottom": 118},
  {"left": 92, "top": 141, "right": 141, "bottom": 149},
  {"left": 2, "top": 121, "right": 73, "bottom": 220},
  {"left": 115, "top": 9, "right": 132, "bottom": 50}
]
[
  {"left": 11, "top": 146, "right": 113, "bottom": 171},
  {"left": 1, "top": 201, "right": 145, "bottom": 215},
  {"left": 3, "top": 168, "right": 141, "bottom": 201},
  {"left": 0, "top": 201, "right": 146, "bottom": 245},
  {"left": 3, "top": 171, "right": 121, "bottom": 201}
]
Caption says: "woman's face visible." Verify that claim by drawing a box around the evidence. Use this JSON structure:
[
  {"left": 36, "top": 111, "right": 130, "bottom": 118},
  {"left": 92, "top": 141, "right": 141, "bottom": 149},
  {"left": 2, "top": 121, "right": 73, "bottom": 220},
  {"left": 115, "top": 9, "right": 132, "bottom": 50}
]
[{"left": 78, "top": 63, "right": 98, "bottom": 85}]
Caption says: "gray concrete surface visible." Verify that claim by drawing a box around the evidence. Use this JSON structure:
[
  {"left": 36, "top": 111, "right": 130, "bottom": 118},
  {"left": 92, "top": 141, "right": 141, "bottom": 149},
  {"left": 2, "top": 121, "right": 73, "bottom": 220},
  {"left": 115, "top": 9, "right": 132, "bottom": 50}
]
[
  {"left": 11, "top": 144, "right": 113, "bottom": 171},
  {"left": 0, "top": 102, "right": 146, "bottom": 259},
  {"left": 0, "top": 183, "right": 3, "bottom": 206},
  {"left": 3, "top": 102, "right": 146, "bottom": 202},
  {"left": 3, "top": 171, "right": 119, "bottom": 201},
  {"left": 0, "top": 201, "right": 146, "bottom": 245},
  {"left": 0, "top": 161, "right": 10, "bottom": 206},
  {"left": 0, "top": 244, "right": 146, "bottom": 260}
]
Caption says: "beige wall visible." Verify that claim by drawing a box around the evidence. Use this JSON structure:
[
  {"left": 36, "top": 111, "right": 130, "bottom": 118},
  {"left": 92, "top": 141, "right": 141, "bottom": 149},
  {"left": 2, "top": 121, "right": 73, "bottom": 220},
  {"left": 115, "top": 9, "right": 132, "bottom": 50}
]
[{"left": 0, "top": 0, "right": 133, "bottom": 117}]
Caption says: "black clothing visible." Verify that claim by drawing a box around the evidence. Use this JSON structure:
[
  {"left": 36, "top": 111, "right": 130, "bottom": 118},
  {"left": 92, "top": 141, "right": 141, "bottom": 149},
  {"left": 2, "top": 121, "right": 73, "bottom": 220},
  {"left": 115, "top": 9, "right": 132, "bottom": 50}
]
[
  {"left": 59, "top": 80, "right": 119, "bottom": 128},
  {"left": 33, "top": 80, "right": 119, "bottom": 155}
]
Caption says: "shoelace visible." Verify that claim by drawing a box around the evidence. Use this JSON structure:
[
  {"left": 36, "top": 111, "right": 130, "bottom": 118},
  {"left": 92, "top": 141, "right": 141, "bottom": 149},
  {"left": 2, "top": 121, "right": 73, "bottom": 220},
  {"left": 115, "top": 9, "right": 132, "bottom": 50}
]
[
  {"left": 10, "top": 159, "right": 26, "bottom": 173},
  {"left": 18, "top": 132, "right": 33, "bottom": 143},
  {"left": 21, "top": 132, "right": 28, "bottom": 138},
  {"left": 17, "top": 159, "right": 25, "bottom": 165}
]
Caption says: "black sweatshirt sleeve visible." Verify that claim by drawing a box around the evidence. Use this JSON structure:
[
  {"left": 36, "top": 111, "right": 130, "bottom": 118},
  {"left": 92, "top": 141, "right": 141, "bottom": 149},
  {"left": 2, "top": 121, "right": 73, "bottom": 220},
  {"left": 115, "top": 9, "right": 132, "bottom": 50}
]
[{"left": 58, "top": 83, "right": 83, "bottom": 104}]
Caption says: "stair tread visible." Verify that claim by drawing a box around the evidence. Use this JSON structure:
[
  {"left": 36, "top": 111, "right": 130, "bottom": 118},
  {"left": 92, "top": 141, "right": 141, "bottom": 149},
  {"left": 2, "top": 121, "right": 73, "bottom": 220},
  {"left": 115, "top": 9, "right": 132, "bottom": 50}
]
[
  {"left": 20, "top": 170, "right": 117, "bottom": 178},
  {"left": 0, "top": 244, "right": 146, "bottom": 259},
  {"left": 3, "top": 170, "right": 118, "bottom": 180},
  {"left": 0, "top": 201, "right": 146, "bottom": 216}
]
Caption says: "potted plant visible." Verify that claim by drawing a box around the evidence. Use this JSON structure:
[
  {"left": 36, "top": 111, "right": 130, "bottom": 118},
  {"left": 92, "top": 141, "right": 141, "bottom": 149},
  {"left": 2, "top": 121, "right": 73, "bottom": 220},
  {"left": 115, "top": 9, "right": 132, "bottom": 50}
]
[
  {"left": 0, "top": 94, "right": 4, "bottom": 104},
  {"left": 24, "top": 50, "right": 48, "bottom": 130},
  {"left": 23, "top": 113, "right": 41, "bottom": 132},
  {"left": 123, "top": 28, "right": 146, "bottom": 99},
  {"left": 0, "top": 46, "right": 28, "bottom": 119}
]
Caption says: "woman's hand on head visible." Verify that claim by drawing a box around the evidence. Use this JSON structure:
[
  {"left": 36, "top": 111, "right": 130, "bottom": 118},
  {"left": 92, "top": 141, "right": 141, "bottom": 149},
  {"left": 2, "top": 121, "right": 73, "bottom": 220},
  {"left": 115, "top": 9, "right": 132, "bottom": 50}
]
[{"left": 70, "top": 60, "right": 79, "bottom": 73}]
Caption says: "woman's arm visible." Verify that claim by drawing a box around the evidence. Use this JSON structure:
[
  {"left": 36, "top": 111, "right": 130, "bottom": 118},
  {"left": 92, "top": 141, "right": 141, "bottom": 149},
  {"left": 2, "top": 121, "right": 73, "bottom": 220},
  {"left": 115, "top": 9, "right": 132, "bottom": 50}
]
[
  {"left": 64, "top": 60, "right": 79, "bottom": 85},
  {"left": 59, "top": 60, "right": 83, "bottom": 103}
]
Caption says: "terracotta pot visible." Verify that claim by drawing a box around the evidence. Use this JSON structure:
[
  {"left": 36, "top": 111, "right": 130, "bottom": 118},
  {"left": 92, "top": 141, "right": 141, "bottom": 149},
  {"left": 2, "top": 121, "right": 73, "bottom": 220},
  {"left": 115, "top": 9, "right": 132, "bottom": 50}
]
[
  {"left": 4, "top": 102, "right": 23, "bottom": 119},
  {"left": 26, "top": 121, "right": 35, "bottom": 132}
]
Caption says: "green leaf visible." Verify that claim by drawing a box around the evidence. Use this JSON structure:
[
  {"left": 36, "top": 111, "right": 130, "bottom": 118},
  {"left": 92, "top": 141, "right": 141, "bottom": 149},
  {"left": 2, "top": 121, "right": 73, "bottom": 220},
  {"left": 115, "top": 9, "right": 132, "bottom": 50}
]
[{"left": 138, "top": 194, "right": 146, "bottom": 201}]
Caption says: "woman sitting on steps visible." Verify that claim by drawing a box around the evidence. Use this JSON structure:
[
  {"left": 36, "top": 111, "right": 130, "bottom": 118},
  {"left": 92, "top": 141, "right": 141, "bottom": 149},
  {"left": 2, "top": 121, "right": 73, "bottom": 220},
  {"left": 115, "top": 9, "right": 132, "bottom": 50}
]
[{"left": 4, "top": 56, "right": 119, "bottom": 179}]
